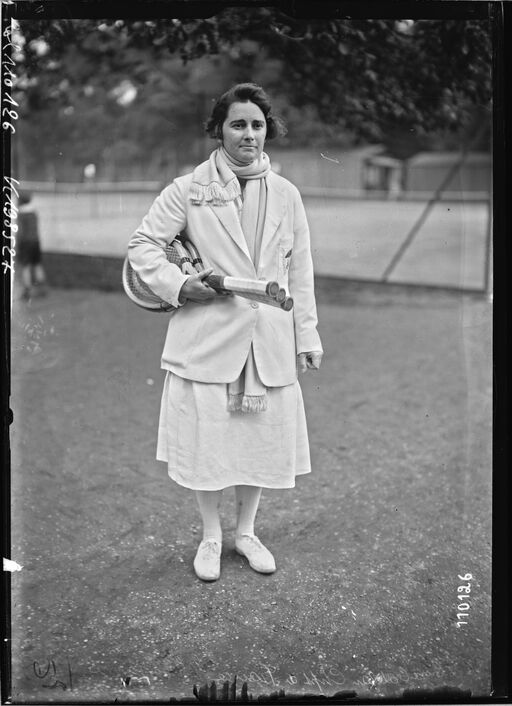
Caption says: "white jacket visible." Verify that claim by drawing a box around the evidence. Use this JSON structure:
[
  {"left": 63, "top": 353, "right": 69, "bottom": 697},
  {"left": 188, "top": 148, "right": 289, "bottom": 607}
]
[{"left": 128, "top": 168, "right": 322, "bottom": 386}]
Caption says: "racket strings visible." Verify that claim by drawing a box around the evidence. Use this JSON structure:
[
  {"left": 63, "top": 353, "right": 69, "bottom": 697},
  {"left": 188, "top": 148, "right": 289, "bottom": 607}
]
[{"left": 123, "top": 257, "right": 175, "bottom": 310}]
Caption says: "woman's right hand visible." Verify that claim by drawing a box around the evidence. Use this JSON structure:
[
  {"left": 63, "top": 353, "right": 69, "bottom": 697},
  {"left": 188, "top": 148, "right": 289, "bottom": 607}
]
[{"left": 179, "top": 268, "right": 223, "bottom": 304}]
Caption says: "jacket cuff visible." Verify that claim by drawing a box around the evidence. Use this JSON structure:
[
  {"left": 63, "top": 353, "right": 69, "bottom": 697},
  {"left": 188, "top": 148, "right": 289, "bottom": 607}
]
[
  {"left": 176, "top": 276, "right": 191, "bottom": 307},
  {"left": 142, "top": 266, "right": 190, "bottom": 309},
  {"left": 296, "top": 329, "right": 323, "bottom": 355},
  {"left": 165, "top": 272, "right": 190, "bottom": 308}
]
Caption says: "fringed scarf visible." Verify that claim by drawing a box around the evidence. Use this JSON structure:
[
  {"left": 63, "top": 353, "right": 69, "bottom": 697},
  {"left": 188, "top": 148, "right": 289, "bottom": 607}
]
[{"left": 189, "top": 147, "right": 271, "bottom": 413}]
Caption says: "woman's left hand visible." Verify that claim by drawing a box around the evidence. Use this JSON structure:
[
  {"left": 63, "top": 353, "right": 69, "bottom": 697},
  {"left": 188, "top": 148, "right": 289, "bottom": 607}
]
[{"left": 298, "top": 351, "right": 323, "bottom": 373}]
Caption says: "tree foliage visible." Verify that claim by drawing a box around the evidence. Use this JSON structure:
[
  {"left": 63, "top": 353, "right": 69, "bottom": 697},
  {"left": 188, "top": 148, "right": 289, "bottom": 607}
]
[{"left": 13, "top": 11, "right": 492, "bottom": 179}]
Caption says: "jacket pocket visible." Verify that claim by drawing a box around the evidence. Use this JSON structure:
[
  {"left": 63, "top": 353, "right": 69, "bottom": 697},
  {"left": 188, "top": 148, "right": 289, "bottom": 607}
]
[{"left": 278, "top": 244, "right": 293, "bottom": 278}]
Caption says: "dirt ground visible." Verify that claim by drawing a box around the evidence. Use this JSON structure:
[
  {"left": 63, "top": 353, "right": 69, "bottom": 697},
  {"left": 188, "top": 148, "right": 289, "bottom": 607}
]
[{"left": 8, "top": 281, "right": 492, "bottom": 702}]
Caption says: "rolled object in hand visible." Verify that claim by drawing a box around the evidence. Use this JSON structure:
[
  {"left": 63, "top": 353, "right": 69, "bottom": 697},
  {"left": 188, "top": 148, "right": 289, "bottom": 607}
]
[
  {"left": 205, "top": 275, "right": 293, "bottom": 310},
  {"left": 222, "top": 288, "right": 294, "bottom": 311},
  {"left": 275, "top": 288, "right": 287, "bottom": 303},
  {"left": 180, "top": 238, "right": 285, "bottom": 304},
  {"left": 266, "top": 280, "right": 281, "bottom": 297},
  {"left": 205, "top": 275, "right": 281, "bottom": 298},
  {"left": 233, "top": 290, "right": 291, "bottom": 310}
]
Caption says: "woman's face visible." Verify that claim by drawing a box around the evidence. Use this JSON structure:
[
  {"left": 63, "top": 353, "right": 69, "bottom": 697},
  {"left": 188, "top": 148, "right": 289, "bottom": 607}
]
[{"left": 221, "top": 101, "right": 267, "bottom": 164}]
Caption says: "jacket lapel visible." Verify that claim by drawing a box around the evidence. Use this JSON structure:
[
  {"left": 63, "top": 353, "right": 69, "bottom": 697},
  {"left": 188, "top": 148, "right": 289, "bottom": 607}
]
[
  {"left": 208, "top": 201, "right": 252, "bottom": 261},
  {"left": 259, "top": 172, "right": 287, "bottom": 259},
  {"left": 207, "top": 171, "right": 287, "bottom": 267}
]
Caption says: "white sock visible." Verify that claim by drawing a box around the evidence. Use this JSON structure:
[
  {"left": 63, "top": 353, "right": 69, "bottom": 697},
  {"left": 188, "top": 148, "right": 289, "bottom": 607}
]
[
  {"left": 235, "top": 485, "right": 262, "bottom": 538},
  {"left": 195, "top": 490, "right": 223, "bottom": 543}
]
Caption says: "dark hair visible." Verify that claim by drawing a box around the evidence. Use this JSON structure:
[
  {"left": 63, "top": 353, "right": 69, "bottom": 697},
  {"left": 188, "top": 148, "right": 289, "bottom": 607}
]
[{"left": 205, "top": 83, "right": 287, "bottom": 140}]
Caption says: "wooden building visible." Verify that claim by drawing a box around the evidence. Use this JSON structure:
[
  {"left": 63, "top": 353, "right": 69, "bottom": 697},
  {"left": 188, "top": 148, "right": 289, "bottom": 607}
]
[{"left": 403, "top": 151, "right": 491, "bottom": 197}]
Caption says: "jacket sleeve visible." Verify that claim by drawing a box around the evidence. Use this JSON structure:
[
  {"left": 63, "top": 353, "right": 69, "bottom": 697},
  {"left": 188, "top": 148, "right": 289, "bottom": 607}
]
[
  {"left": 288, "top": 186, "right": 323, "bottom": 354},
  {"left": 127, "top": 178, "right": 190, "bottom": 308}
]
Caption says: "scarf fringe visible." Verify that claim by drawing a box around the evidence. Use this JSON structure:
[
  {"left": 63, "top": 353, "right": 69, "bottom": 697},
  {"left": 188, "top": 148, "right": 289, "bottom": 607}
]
[
  {"left": 189, "top": 177, "right": 240, "bottom": 206},
  {"left": 189, "top": 148, "right": 270, "bottom": 206},
  {"left": 227, "top": 392, "right": 268, "bottom": 413}
]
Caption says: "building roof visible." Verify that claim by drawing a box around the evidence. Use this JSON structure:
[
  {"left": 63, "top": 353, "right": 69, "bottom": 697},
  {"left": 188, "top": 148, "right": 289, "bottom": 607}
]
[
  {"left": 406, "top": 151, "right": 491, "bottom": 167},
  {"left": 365, "top": 155, "right": 402, "bottom": 168}
]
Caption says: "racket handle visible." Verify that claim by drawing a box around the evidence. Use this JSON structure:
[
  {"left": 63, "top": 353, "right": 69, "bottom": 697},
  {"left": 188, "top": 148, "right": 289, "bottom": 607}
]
[
  {"left": 183, "top": 240, "right": 204, "bottom": 272},
  {"left": 171, "top": 239, "right": 196, "bottom": 275}
]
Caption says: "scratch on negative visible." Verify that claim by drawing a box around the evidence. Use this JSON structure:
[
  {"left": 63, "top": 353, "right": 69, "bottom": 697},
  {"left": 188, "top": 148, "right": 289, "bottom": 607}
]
[{"left": 320, "top": 153, "right": 341, "bottom": 164}]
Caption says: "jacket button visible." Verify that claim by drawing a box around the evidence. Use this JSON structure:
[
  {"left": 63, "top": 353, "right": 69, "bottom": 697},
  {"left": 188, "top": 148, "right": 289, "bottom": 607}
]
[{"left": 251, "top": 302, "right": 259, "bottom": 309}]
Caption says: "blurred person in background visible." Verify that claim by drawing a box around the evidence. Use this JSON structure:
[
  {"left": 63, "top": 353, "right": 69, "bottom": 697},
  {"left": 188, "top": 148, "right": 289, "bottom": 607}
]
[
  {"left": 16, "top": 191, "right": 48, "bottom": 301},
  {"left": 128, "top": 83, "right": 322, "bottom": 582}
]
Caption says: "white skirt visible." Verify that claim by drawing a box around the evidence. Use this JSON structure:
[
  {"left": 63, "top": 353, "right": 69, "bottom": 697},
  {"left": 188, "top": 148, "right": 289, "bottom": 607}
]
[{"left": 156, "top": 372, "right": 311, "bottom": 490}]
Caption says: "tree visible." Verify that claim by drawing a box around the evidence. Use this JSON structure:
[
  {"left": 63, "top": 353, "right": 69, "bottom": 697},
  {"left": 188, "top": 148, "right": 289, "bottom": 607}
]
[{"left": 12, "top": 11, "right": 492, "bottom": 178}]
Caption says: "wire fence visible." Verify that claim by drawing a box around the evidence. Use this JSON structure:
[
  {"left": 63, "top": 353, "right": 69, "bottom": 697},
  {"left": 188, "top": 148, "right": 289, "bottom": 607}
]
[
  {"left": 18, "top": 182, "right": 492, "bottom": 295},
  {"left": 21, "top": 180, "right": 491, "bottom": 202}
]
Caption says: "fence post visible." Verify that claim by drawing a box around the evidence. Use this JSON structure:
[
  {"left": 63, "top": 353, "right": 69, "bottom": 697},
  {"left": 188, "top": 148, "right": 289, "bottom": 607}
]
[{"left": 484, "top": 197, "right": 493, "bottom": 302}]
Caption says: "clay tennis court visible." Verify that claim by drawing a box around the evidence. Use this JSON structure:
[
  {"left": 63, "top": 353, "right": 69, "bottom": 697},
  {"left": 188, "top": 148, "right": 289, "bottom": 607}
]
[
  {"left": 9, "top": 269, "right": 492, "bottom": 700},
  {"left": 30, "top": 190, "right": 490, "bottom": 291}
]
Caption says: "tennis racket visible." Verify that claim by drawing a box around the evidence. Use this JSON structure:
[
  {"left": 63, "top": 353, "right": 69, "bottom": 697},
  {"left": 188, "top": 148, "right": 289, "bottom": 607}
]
[{"left": 123, "top": 237, "right": 294, "bottom": 313}]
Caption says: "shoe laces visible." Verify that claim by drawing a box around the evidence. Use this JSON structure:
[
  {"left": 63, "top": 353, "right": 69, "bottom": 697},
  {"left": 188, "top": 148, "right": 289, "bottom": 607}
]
[
  {"left": 200, "top": 539, "right": 221, "bottom": 557},
  {"left": 240, "top": 533, "right": 264, "bottom": 550}
]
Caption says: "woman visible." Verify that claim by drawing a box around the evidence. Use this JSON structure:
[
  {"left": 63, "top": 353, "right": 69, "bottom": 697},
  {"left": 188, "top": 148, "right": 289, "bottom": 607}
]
[{"left": 128, "top": 83, "right": 322, "bottom": 581}]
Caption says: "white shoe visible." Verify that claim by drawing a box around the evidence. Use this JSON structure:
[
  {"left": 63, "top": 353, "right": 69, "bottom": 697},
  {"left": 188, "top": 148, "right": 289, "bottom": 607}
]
[
  {"left": 235, "top": 533, "right": 276, "bottom": 574},
  {"left": 193, "top": 538, "right": 222, "bottom": 581}
]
